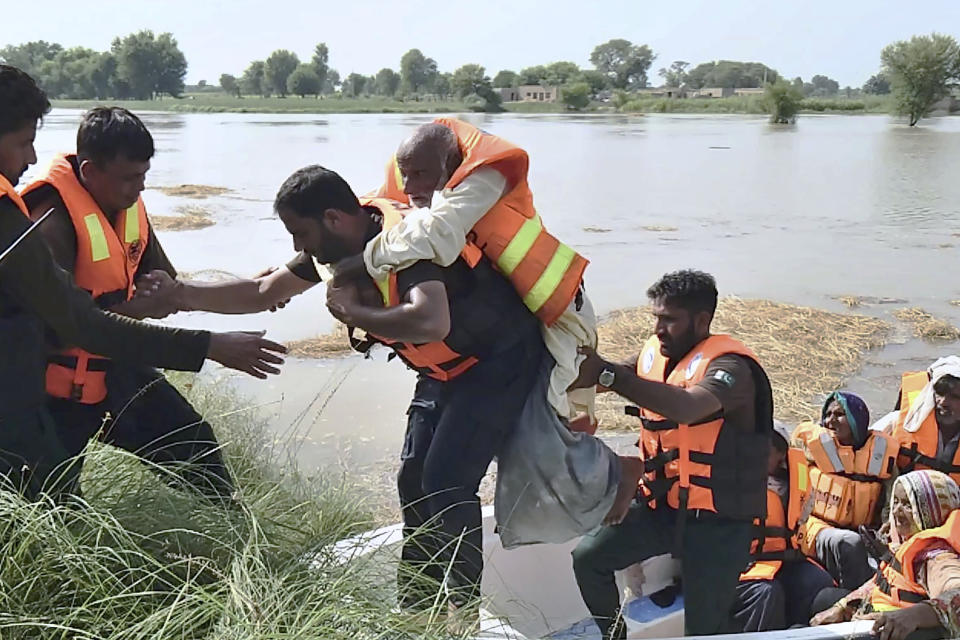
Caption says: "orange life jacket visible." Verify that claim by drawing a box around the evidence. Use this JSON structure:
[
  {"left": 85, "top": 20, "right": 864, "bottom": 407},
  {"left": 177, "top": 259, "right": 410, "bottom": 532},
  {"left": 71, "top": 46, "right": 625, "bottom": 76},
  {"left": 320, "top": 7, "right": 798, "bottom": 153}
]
[
  {"left": 790, "top": 422, "right": 898, "bottom": 553},
  {"left": 0, "top": 174, "right": 30, "bottom": 218},
  {"left": 871, "top": 510, "right": 960, "bottom": 611},
  {"left": 21, "top": 154, "right": 149, "bottom": 404},
  {"left": 741, "top": 483, "right": 797, "bottom": 580},
  {"left": 360, "top": 196, "right": 480, "bottom": 382},
  {"left": 892, "top": 371, "right": 960, "bottom": 484},
  {"left": 376, "top": 118, "right": 587, "bottom": 327},
  {"left": 633, "top": 334, "right": 771, "bottom": 521}
]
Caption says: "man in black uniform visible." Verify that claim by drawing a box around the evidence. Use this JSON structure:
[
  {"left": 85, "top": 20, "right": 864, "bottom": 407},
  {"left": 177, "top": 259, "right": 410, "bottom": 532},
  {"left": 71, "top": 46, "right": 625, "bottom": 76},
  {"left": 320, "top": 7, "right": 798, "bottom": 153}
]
[{"left": 0, "top": 64, "right": 286, "bottom": 500}]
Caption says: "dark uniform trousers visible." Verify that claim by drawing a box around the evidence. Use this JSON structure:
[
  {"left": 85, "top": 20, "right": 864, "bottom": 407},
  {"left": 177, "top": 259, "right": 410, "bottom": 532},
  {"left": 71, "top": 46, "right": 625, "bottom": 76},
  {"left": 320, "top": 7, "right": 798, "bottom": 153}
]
[
  {"left": 572, "top": 500, "right": 753, "bottom": 639},
  {"left": 45, "top": 364, "right": 233, "bottom": 500}
]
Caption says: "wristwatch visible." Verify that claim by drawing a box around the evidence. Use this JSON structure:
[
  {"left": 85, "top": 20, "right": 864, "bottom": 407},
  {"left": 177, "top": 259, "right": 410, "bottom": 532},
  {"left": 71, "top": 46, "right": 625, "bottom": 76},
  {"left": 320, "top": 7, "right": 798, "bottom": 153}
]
[{"left": 598, "top": 367, "right": 616, "bottom": 388}]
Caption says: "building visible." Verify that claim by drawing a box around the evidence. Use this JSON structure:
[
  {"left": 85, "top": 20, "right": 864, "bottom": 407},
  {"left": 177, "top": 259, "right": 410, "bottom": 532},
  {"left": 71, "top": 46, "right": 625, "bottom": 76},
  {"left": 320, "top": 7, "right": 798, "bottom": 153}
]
[
  {"left": 633, "top": 86, "right": 688, "bottom": 99},
  {"left": 693, "top": 87, "right": 734, "bottom": 99},
  {"left": 495, "top": 87, "right": 521, "bottom": 102},
  {"left": 516, "top": 85, "right": 559, "bottom": 102}
]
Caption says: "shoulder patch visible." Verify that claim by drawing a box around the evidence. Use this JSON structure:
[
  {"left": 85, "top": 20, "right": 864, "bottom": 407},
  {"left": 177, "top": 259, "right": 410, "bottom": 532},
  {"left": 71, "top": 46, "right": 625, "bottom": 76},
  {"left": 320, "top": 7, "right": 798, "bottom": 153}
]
[
  {"left": 641, "top": 347, "right": 655, "bottom": 374},
  {"left": 713, "top": 369, "right": 736, "bottom": 388},
  {"left": 685, "top": 352, "right": 704, "bottom": 379}
]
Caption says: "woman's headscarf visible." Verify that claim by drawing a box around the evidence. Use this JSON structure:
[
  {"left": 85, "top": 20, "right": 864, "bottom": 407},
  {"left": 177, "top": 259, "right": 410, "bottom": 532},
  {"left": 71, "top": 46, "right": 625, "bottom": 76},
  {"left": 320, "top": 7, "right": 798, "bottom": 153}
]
[
  {"left": 822, "top": 391, "right": 870, "bottom": 449},
  {"left": 893, "top": 470, "right": 960, "bottom": 537}
]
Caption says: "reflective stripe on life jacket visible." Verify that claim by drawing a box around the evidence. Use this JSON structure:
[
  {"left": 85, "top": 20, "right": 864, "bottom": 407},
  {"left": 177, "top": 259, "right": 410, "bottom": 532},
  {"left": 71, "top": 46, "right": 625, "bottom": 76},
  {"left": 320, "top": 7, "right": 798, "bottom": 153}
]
[
  {"left": 633, "top": 334, "right": 772, "bottom": 521},
  {"left": 21, "top": 154, "right": 149, "bottom": 404},
  {"left": 376, "top": 118, "right": 587, "bottom": 326},
  {"left": 791, "top": 422, "right": 896, "bottom": 536},
  {"left": 892, "top": 371, "right": 960, "bottom": 484},
  {"left": 871, "top": 510, "right": 960, "bottom": 610},
  {"left": 361, "top": 196, "right": 479, "bottom": 382}
]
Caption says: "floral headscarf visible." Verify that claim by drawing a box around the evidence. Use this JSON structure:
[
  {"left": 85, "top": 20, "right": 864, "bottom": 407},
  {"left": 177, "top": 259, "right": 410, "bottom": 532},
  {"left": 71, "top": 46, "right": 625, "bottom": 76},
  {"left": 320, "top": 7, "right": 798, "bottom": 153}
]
[{"left": 892, "top": 470, "right": 960, "bottom": 539}]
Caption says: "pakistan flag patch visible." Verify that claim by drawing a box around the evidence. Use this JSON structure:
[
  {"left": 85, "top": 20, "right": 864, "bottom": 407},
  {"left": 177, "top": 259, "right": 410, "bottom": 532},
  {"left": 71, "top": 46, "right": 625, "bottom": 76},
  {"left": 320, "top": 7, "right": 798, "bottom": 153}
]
[{"left": 713, "top": 370, "right": 736, "bottom": 388}]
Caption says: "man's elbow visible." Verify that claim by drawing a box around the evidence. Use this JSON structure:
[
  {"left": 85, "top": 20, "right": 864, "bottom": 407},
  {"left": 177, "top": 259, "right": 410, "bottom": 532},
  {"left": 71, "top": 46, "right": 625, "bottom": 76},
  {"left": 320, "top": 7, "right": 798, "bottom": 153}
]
[{"left": 419, "top": 314, "right": 450, "bottom": 343}]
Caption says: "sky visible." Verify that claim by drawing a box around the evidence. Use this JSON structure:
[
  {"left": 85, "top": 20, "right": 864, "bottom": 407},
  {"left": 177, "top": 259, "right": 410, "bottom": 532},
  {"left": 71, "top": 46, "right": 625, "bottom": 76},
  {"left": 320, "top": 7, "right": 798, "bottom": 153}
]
[{"left": 4, "top": 0, "right": 959, "bottom": 88}]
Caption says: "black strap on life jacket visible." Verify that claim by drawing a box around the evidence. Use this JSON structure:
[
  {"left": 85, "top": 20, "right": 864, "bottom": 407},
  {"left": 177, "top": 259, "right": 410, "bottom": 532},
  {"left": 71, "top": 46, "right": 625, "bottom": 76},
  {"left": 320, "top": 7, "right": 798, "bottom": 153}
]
[
  {"left": 47, "top": 354, "right": 111, "bottom": 372},
  {"left": 899, "top": 443, "right": 960, "bottom": 475}
]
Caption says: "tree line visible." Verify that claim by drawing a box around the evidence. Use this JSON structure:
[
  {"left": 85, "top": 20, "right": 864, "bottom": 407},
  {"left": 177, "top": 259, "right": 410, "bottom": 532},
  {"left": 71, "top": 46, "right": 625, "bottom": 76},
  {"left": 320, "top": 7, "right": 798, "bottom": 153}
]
[{"left": 0, "top": 31, "right": 187, "bottom": 100}]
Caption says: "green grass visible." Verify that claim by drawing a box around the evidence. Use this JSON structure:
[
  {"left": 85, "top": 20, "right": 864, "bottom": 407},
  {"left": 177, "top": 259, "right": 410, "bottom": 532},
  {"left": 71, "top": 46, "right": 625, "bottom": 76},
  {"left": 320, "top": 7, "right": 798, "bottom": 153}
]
[
  {"left": 0, "top": 373, "right": 466, "bottom": 639},
  {"left": 617, "top": 94, "right": 893, "bottom": 115}
]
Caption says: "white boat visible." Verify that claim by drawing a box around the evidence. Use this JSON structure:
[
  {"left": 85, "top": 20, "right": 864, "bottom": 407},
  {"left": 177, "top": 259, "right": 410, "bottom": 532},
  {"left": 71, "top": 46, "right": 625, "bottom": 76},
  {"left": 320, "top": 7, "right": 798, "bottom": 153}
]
[{"left": 334, "top": 506, "right": 881, "bottom": 640}]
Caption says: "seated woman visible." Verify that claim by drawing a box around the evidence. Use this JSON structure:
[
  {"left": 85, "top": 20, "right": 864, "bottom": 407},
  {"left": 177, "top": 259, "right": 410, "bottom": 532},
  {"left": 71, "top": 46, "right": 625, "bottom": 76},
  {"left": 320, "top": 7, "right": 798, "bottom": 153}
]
[
  {"left": 811, "top": 470, "right": 960, "bottom": 640},
  {"left": 792, "top": 391, "right": 899, "bottom": 588}
]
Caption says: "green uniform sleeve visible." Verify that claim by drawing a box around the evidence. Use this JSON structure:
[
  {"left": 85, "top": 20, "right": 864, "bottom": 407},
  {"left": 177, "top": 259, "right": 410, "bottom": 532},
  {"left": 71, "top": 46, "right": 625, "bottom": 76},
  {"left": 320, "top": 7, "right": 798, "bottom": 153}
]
[{"left": 0, "top": 196, "right": 210, "bottom": 371}]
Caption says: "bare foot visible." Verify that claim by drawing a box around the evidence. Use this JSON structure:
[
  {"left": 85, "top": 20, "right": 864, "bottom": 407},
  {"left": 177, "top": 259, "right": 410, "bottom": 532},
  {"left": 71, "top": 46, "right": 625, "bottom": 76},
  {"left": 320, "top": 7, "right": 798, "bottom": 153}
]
[{"left": 604, "top": 456, "right": 644, "bottom": 526}]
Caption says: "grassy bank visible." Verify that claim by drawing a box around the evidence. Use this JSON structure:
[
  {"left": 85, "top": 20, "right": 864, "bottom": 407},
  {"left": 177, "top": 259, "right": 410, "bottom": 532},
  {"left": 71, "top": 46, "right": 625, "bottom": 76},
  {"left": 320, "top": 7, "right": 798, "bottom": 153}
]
[
  {"left": 0, "top": 373, "right": 460, "bottom": 639},
  {"left": 617, "top": 94, "right": 892, "bottom": 115},
  {"left": 51, "top": 91, "right": 895, "bottom": 116}
]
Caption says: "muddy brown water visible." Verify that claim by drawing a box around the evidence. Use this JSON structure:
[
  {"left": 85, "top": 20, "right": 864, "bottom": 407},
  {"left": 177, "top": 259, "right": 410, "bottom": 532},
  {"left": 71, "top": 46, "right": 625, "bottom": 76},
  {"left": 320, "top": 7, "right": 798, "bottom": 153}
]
[{"left": 26, "top": 110, "right": 960, "bottom": 484}]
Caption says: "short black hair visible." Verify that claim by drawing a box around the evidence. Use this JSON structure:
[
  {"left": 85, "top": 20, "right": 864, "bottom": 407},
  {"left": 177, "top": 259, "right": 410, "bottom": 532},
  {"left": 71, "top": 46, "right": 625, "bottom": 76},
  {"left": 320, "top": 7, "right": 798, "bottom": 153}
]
[
  {"left": 274, "top": 165, "right": 362, "bottom": 219},
  {"left": 934, "top": 375, "right": 960, "bottom": 396},
  {"left": 77, "top": 107, "right": 154, "bottom": 165},
  {"left": 646, "top": 269, "right": 718, "bottom": 316},
  {"left": 0, "top": 65, "right": 50, "bottom": 137}
]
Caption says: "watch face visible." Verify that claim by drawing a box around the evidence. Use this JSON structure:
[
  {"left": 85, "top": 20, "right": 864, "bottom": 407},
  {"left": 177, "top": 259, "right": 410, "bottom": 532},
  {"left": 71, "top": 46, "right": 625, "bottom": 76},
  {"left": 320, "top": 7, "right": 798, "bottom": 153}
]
[{"left": 599, "top": 369, "right": 615, "bottom": 387}]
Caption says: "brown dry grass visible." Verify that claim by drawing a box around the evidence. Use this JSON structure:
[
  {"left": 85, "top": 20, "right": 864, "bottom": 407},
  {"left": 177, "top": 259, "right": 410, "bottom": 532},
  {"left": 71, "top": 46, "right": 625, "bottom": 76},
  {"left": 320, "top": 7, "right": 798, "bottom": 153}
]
[
  {"left": 151, "top": 184, "right": 231, "bottom": 198},
  {"left": 150, "top": 205, "right": 215, "bottom": 231},
  {"left": 286, "top": 323, "right": 353, "bottom": 358},
  {"left": 595, "top": 297, "right": 890, "bottom": 429},
  {"left": 641, "top": 225, "right": 679, "bottom": 232},
  {"left": 893, "top": 307, "right": 960, "bottom": 342}
]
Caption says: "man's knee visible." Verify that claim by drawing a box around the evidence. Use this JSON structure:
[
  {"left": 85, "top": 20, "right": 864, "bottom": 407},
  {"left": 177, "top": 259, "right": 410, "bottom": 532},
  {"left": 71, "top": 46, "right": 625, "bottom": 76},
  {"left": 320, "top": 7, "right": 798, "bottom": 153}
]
[
  {"left": 833, "top": 529, "right": 866, "bottom": 558},
  {"left": 397, "top": 457, "right": 426, "bottom": 504},
  {"left": 572, "top": 536, "right": 609, "bottom": 580}
]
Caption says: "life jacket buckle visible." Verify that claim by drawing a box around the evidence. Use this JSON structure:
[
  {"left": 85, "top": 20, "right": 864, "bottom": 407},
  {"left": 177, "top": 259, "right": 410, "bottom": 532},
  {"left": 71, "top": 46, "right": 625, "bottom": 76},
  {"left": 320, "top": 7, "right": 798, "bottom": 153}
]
[{"left": 70, "top": 383, "right": 84, "bottom": 402}]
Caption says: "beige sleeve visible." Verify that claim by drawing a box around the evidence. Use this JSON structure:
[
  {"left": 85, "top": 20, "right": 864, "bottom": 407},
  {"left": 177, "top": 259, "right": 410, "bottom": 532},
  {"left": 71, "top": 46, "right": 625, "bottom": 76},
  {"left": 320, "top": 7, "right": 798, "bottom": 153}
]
[
  {"left": 362, "top": 167, "right": 508, "bottom": 280},
  {"left": 922, "top": 549, "right": 960, "bottom": 598}
]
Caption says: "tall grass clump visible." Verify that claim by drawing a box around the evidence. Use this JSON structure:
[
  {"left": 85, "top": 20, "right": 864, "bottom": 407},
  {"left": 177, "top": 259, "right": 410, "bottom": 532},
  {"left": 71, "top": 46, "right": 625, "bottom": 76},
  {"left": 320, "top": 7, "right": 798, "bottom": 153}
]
[{"left": 0, "top": 373, "right": 461, "bottom": 639}]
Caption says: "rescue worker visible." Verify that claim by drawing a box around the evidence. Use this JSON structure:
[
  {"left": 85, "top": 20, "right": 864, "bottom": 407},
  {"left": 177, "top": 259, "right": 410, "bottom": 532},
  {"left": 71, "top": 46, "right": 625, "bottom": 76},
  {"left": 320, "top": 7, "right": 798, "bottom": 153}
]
[
  {"left": 137, "top": 165, "right": 639, "bottom": 616},
  {"left": 21, "top": 107, "right": 235, "bottom": 499},
  {"left": 730, "top": 421, "right": 835, "bottom": 632},
  {"left": 890, "top": 357, "right": 960, "bottom": 486},
  {"left": 334, "top": 118, "right": 597, "bottom": 427},
  {"left": 569, "top": 269, "right": 774, "bottom": 638},
  {"left": 791, "top": 391, "right": 898, "bottom": 589},
  {"left": 811, "top": 470, "right": 960, "bottom": 640},
  {"left": 0, "top": 64, "right": 285, "bottom": 499}
]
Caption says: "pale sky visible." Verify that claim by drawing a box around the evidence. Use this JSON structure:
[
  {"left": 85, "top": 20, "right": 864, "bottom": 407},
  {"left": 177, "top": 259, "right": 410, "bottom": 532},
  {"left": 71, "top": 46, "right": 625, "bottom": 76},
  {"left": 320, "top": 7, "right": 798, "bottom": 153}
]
[{"left": 4, "top": 0, "right": 958, "bottom": 87}]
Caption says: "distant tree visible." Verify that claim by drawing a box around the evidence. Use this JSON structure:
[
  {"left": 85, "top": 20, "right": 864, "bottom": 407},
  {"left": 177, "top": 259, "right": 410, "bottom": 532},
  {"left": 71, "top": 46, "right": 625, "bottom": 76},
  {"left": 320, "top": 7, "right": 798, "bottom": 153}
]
[
  {"left": 265, "top": 49, "right": 300, "bottom": 97},
  {"left": 432, "top": 72, "right": 452, "bottom": 99},
  {"left": 808, "top": 74, "right": 840, "bottom": 96},
  {"left": 451, "top": 63, "right": 491, "bottom": 98},
  {"left": 589, "top": 38, "right": 656, "bottom": 89},
  {"left": 197, "top": 79, "right": 207, "bottom": 87},
  {"left": 110, "top": 30, "right": 187, "bottom": 99},
  {"left": 882, "top": 33, "right": 960, "bottom": 126},
  {"left": 322, "top": 69, "right": 340, "bottom": 95},
  {"left": 241, "top": 60, "right": 267, "bottom": 96},
  {"left": 400, "top": 48, "right": 438, "bottom": 93},
  {"left": 764, "top": 79, "right": 804, "bottom": 124},
  {"left": 658, "top": 60, "right": 689, "bottom": 87},
  {"left": 686, "top": 60, "right": 778, "bottom": 89},
  {"left": 577, "top": 69, "right": 610, "bottom": 95},
  {"left": 792, "top": 76, "right": 804, "bottom": 91},
  {"left": 287, "top": 64, "right": 321, "bottom": 97},
  {"left": 492, "top": 70, "right": 518, "bottom": 88},
  {"left": 543, "top": 61, "right": 580, "bottom": 86},
  {"left": 518, "top": 65, "right": 547, "bottom": 85},
  {"left": 312, "top": 43, "right": 329, "bottom": 89},
  {"left": 863, "top": 73, "right": 891, "bottom": 95},
  {"left": 374, "top": 68, "right": 400, "bottom": 96},
  {"left": 561, "top": 82, "right": 591, "bottom": 110},
  {"left": 0, "top": 41, "right": 63, "bottom": 79},
  {"left": 219, "top": 73, "right": 239, "bottom": 97},
  {"left": 342, "top": 72, "right": 368, "bottom": 97}
]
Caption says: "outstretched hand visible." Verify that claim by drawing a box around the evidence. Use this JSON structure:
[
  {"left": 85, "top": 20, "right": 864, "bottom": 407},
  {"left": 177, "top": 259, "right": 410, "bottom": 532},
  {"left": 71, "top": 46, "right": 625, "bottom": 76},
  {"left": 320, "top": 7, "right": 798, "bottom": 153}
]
[
  {"left": 207, "top": 330, "right": 287, "bottom": 379},
  {"left": 252, "top": 266, "right": 291, "bottom": 312}
]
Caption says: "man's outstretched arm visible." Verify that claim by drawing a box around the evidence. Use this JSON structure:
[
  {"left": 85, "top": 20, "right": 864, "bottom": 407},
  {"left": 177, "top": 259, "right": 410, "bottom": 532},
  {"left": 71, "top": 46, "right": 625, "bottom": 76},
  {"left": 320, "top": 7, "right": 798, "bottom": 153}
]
[{"left": 325, "top": 278, "right": 450, "bottom": 345}]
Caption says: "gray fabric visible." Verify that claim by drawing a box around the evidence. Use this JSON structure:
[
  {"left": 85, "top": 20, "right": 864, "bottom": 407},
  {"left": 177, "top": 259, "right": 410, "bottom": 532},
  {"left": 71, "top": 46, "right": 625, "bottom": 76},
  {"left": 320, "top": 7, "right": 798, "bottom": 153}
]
[{"left": 494, "top": 352, "right": 620, "bottom": 549}]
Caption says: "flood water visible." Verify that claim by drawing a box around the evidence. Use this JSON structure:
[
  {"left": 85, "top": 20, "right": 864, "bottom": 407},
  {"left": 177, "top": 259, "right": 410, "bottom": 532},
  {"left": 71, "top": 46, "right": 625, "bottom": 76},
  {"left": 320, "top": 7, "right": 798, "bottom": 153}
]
[{"left": 26, "top": 110, "right": 960, "bottom": 476}]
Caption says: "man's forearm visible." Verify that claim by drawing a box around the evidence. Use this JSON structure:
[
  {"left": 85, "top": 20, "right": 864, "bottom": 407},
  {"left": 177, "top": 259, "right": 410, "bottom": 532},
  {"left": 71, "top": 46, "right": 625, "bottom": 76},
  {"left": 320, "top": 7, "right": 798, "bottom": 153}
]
[
  {"left": 175, "top": 279, "right": 276, "bottom": 314},
  {"left": 347, "top": 303, "right": 445, "bottom": 344},
  {"left": 606, "top": 362, "right": 712, "bottom": 424}
]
